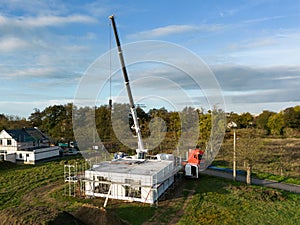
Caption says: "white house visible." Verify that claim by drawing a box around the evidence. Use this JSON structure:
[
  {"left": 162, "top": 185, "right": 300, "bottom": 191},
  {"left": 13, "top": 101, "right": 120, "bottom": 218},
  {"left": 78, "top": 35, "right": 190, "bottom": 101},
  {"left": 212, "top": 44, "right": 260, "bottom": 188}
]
[
  {"left": 0, "top": 127, "right": 60, "bottom": 164},
  {"left": 84, "top": 156, "right": 181, "bottom": 204}
]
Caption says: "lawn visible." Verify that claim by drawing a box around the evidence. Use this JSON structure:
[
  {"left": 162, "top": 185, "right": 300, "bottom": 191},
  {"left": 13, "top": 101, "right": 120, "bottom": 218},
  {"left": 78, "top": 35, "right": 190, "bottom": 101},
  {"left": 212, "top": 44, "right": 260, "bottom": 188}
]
[
  {"left": 177, "top": 175, "right": 300, "bottom": 225},
  {"left": 0, "top": 157, "right": 299, "bottom": 225}
]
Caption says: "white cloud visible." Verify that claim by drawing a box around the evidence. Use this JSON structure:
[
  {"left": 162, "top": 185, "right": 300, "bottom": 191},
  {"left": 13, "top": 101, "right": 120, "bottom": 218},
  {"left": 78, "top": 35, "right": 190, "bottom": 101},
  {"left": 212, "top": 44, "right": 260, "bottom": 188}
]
[
  {"left": 217, "top": 30, "right": 300, "bottom": 66},
  {"left": 0, "top": 14, "right": 97, "bottom": 28},
  {"left": 62, "top": 45, "right": 89, "bottom": 52},
  {"left": 227, "top": 38, "right": 278, "bottom": 51},
  {"left": 0, "top": 0, "right": 66, "bottom": 16},
  {"left": 25, "top": 15, "right": 97, "bottom": 27},
  {"left": 211, "top": 64, "right": 300, "bottom": 111},
  {"left": 0, "top": 37, "right": 29, "bottom": 51},
  {"left": 4, "top": 67, "right": 58, "bottom": 78},
  {"left": 129, "top": 24, "right": 225, "bottom": 39},
  {"left": 243, "top": 15, "right": 286, "bottom": 24},
  {"left": 82, "top": 1, "right": 112, "bottom": 17}
]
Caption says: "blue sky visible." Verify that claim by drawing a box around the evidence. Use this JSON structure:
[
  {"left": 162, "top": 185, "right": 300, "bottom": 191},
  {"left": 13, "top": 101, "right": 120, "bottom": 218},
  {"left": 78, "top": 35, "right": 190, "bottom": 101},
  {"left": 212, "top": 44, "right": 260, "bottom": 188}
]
[{"left": 1, "top": 0, "right": 300, "bottom": 117}]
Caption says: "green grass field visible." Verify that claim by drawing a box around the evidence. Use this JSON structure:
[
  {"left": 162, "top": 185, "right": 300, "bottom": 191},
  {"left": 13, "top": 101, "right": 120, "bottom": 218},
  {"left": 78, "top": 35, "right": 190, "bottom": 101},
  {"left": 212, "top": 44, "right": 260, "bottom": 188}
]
[
  {"left": 0, "top": 157, "right": 299, "bottom": 225},
  {"left": 177, "top": 176, "right": 300, "bottom": 225},
  {"left": 216, "top": 137, "right": 300, "bottom": 180}
]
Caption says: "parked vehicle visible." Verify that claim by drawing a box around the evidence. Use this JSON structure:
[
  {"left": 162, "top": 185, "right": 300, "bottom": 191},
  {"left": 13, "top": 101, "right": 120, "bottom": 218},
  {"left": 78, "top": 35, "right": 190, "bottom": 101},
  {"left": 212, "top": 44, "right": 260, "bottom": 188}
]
[{"left": 182, "top": 147, "right": 204, "bottom": 178}]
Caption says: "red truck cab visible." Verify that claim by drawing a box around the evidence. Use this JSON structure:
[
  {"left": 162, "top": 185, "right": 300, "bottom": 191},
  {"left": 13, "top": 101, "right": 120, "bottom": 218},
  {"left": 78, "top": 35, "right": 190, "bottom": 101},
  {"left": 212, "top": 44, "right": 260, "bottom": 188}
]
[{"left": 183, "top": 148, "right": 204, "bottom": 178}]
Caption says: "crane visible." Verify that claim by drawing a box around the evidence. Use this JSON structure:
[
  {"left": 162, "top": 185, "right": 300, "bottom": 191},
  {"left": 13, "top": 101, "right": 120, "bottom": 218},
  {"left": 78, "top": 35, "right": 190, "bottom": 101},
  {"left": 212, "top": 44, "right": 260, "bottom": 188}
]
[{"left": 109, "top": 15, "right": 148, "bottom": 159}]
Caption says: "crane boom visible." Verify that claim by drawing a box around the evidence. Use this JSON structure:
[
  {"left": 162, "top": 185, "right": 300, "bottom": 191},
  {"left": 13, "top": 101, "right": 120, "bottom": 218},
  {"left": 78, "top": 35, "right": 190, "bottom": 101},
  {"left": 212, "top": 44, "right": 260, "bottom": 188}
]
[{"left": 109, "top": 15, "right": 147, "bottom": 159}]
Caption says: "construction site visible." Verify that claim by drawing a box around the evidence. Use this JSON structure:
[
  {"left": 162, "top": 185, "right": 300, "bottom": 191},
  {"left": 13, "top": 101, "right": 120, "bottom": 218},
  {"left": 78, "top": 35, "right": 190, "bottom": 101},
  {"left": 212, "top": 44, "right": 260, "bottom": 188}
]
[
  {"left": 64, "top": 154, "right": 183, "bottom": 207},
  {"left": 64, "top": 15, "right": 207, "bottom": 207}
]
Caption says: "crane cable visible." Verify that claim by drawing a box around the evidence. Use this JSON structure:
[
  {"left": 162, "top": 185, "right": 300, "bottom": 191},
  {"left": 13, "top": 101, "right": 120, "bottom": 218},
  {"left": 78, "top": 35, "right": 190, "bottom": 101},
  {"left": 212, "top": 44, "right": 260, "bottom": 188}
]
[{"left": 109, "top": 21, "right": 112, "bottom": 110}]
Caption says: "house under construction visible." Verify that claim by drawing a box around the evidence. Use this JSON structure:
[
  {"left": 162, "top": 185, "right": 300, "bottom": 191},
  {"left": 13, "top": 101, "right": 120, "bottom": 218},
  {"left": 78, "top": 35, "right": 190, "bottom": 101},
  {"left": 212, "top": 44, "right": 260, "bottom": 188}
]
[{"left": 84, "top": 155, "right": 181, "bottom": 204}]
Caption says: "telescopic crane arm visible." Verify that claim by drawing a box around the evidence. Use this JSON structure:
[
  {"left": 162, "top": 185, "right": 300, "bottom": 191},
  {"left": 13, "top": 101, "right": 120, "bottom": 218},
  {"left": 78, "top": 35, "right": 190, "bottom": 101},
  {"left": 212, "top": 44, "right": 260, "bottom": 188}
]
[{"left": 109, "top": 15, "right": 147, "bottom": 158}]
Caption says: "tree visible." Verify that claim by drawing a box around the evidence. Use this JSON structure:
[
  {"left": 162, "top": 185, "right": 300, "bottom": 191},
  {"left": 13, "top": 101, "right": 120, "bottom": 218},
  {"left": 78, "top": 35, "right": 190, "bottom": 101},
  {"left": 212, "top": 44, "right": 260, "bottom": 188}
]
[
  {"left": 267, "top": 113, "right": 284, "bottom": 135},
  {"left": 204, "top": 108, "right": 226, "bottom": 169},
  {"left": 180, "top": 106, "right": 199, "bottom": 150},
  {"left": 39, "top": 104, "right": 73, "bottom": 141},
  {"left": 199, "top": 112, "right": 211, "bottom": 146},
  {"left": 227, "top": 112, "right": 239, "bottom": 126},
  {"left": 29, "top": 108, "right": 43, "bottom": 127},
  {"left": 136, "top": 106, "right": 150, "bottom": 137},
  {"left": 95, "top": 105, "right": 112, "bottom": 141},
  {"left": 283, "top": 107, "right": 300, "bottom": 129},
  {"left": 63, "top": 103, "right": 74, "bottom": 141},
  {"left": 0, "top": 114, "right": 8, "bottom": 130},
  {"left": 111, "top": 103, "right": 137, "bottom": 151},
  {"left": 168, "top": 111, "right": 181, "bottom": 141},
  {"left": 255, "top": 110, "right": 275, "bottom": 133},
  {"left": 147, "top": 116, "right": 166, "bottom": 151},
  {"left": 237, "top": 129, "right": 262, "bottom": 184},
  {"left": 237, "top": 112, "right": 253, "bottom": 128}
]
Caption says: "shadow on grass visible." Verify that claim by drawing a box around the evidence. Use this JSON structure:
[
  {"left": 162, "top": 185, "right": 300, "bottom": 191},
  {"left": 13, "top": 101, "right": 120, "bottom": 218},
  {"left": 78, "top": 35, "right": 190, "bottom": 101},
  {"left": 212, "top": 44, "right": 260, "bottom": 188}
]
[
  {"left": 47, "top": 211, "right": 85, "bottom": 225},
  {"left": 112, "top": 174, "right": 234, "bottom": 225},
  {"left": 109, "top": 202, "right": 156, "bottom": 225},
  {"left": 211, "top": 159, "right": 230, "bottom": 167},
  {"left": 252, "top": 172, "right": 300, "bottom": 185}
]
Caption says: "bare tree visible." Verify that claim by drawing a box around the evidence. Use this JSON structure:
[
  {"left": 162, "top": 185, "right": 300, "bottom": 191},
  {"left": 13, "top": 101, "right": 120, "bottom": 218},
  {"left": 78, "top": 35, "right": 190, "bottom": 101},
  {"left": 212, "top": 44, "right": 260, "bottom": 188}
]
[{"left": 237, "top": 129, "right": 263, "bottom": 184}]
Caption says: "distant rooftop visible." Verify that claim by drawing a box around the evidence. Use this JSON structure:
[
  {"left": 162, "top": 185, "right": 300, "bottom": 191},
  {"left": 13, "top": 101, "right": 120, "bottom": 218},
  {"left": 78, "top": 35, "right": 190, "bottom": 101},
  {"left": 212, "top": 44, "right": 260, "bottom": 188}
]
[{"left": 5, "top": 127, "right": 48, "bottom": 142}]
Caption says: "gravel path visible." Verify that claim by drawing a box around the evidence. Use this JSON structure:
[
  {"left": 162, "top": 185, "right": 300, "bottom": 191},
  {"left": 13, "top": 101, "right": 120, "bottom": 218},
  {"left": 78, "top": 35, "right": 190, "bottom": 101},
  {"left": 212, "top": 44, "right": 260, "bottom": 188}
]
[{"left": 201, "top": 169, "right": 300, "bottom": 194}]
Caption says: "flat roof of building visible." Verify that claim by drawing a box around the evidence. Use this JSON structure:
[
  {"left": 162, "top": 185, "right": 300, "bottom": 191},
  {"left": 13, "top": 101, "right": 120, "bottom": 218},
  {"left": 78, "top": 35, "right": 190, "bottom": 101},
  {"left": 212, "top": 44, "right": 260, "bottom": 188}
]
[{"left": 90, "top": 159, "right": 174, "bottom": 176}]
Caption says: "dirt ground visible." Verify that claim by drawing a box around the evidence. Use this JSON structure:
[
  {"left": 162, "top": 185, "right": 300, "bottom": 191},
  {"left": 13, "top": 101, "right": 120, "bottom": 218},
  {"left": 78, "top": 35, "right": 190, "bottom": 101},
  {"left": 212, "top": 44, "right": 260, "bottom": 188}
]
[
  {"left": 72, "top": 204, "right": 127, "bottom": 225},
  {"left": 0, "top": 181, "right": 127, "bottom": 225}
]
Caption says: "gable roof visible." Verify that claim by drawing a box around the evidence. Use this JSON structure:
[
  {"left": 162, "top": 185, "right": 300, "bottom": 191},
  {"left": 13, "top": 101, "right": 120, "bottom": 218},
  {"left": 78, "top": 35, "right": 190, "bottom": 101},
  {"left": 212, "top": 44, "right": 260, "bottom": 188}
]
[
  {"left": 5, "top": 128, "right": 49, "bottom": 143},
  {"left": 25, "top": 128, "right": 48, "bottom": 140}
]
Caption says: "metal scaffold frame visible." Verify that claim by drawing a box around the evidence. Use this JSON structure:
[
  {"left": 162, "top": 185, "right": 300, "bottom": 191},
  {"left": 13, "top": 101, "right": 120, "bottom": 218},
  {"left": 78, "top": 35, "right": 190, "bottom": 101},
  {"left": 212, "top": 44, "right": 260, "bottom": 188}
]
[
  {"left": 64, "top": 160, "right": 91, "bottom": 197},
  {"left": 64, "top": 164, "right": 77, "bottom": 197}
]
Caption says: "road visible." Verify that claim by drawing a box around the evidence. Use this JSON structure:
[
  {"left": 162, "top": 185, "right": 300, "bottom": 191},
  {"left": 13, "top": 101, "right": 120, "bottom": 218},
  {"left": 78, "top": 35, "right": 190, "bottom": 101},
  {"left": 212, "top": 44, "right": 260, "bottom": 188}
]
[{"left": 201, "top": 169, "right": 300, "bottom": 194}]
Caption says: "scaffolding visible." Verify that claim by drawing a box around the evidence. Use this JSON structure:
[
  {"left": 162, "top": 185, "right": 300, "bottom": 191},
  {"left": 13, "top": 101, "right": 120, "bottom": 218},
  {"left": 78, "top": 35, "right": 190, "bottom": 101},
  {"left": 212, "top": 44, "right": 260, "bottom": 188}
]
[
  {"left": 64, "top": 164, "right": 77, "bottom": 197},
  {"left": 64, "top": 160, "right": 90, "bottom": 197}
]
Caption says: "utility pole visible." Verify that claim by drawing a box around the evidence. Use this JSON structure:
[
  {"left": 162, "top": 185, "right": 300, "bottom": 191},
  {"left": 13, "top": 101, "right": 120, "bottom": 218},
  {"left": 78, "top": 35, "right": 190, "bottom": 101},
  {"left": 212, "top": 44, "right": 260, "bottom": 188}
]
[
  {"left": 233, "top": 128, "right": 236, "bottom": 181},
  {"left": 227, "top": 121, "right": 237, "bottom": 181}
]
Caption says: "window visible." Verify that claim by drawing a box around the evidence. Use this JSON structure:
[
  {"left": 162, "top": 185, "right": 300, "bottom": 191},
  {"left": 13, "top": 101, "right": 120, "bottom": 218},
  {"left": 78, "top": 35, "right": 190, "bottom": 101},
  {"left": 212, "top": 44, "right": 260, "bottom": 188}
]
[
  {"left": 19, "top": 153, "right": 22, "bottom": 158},
  {"left": 125, "top": 186, "right": 141, "bottom": 198},
  {"left": 94, "top": 176, "right": 110, "bottom": 194},
  {"left": 7, "top": 139, "right": 12, "bottom": 146},
  {"left": 0, "top": 139, "right": 2, "bottom": 145},
  {"left": 124, "top": 179, "right": 141, "bottom": 198}
]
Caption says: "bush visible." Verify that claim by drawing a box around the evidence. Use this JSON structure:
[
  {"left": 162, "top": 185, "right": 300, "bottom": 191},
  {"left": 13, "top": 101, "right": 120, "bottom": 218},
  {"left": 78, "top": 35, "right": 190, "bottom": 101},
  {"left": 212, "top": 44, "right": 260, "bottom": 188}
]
[{"left": 284, "top": 128, "right": 300, "bottom": 138}]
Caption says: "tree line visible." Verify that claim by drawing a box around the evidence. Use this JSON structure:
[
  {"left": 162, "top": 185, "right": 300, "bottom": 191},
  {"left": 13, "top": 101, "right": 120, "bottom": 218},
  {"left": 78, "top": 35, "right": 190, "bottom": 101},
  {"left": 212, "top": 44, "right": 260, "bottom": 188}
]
[{"left": 0, "top": 103, "right": 299, "bottom": 153}]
